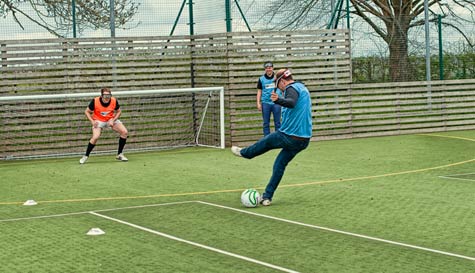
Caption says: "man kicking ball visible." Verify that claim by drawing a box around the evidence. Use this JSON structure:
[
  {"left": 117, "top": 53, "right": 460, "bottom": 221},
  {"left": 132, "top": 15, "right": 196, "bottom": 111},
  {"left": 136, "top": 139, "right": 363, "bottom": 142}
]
[{"left": 231, "top": 69, "right": 312, "bottom": 206}]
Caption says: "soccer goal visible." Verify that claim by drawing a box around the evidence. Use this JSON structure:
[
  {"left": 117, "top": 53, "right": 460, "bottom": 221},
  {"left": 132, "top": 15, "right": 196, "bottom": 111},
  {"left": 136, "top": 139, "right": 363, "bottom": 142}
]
[{"left": 0, "top": 87, "right": 225, "bottom": 160}]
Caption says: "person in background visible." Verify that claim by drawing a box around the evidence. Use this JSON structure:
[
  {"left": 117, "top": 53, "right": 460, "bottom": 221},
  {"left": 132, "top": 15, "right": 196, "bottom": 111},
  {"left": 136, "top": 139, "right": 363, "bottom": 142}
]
[
  {"left": 257, "top": 61, "right": 281, "bottom": 136},
  {"left": 79, "top": 88, "right": 128, "bottom": 164},
  {"left": 232, "top": 68, "right": 312, "bottom": 206}
]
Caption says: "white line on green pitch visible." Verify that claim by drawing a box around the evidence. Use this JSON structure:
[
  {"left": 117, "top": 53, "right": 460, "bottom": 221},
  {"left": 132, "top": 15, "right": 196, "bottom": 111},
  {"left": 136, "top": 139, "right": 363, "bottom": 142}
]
[
  {"left": 3, "top": 200, "right": 474, "bottom": 262},
  {"left": 438, "top": 173, "right": 475, "bottom": 182},
  {"left": 0, "top": 201, "right": 196, "bottom": 222},
  {"left": 89, "top": 211, "right": 301, "bottom": 273},
  {"left": 198, "top": 201, "right": 475, "bottom": 261}
]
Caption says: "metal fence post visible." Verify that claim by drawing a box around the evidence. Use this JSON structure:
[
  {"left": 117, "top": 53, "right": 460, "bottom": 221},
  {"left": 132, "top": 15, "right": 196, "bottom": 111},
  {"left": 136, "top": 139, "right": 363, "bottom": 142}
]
[
  {"left": 225, "top": 0, "right": 232, "bottom": 32},
  {"left": 110, "top": 0, "right": 117, "bottom": 87},
  {"left": 72, "top": 0, "right": 77, "bottom": 38},
  {"left": 438, "top": 14, "right": 444, "bottom": 80}
]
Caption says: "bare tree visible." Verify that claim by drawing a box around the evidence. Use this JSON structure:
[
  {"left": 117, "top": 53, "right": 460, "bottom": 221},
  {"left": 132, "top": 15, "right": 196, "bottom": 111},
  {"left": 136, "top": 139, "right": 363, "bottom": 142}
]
[
  {"left": 0, "top": 0, "right": 139, "bottom": 37},
  {"left": 264, "top": 0, "right": 475, "bottom": 82}
]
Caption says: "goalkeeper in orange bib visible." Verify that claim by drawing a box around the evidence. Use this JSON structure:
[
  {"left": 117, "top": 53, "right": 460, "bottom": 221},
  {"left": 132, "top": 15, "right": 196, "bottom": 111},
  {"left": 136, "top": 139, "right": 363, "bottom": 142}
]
[{"left": 79, "top": 88, "right": 129, "bottom": 164}]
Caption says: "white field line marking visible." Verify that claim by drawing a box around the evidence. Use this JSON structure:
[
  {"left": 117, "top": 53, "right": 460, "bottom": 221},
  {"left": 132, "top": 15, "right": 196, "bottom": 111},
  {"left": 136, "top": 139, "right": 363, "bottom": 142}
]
[
  {"left": 0, "top": 201, "right": 195, "bottom": 223},
  {"left": 438, "top": 176, "right": 475, "bottom": 182},
  {"left": 439, "top": 172, "right": 475, "bottom": 177},
  {"left": 197, "top": 201, "right": 475, "bottom": 261},
  {"left": 93, "top": 200, "right": 196, "bottom": 213},
  {"left": 89, "top": 211, "right": 300, "bottom": 273},
  {"left": 439, "top": 172, "right": 475, "bottom": 182},
  {"left": 0, "top": 211, "right": 87, "bottom": 223},
  {"left": 4, "top": 200, "right": 475, "bottom": 262}
]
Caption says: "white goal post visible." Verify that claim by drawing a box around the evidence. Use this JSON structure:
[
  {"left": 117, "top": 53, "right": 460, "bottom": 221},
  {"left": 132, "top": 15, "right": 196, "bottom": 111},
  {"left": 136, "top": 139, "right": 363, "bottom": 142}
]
[{"left": 0, "top": 87, "right": 225, "bottom": 160}]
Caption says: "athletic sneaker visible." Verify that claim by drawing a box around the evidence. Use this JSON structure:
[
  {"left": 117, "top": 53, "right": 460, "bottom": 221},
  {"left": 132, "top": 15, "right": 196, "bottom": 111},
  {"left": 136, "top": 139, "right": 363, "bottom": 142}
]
[
  {"left": 260, "top": 198, "right": 271, "bottom": 206},
  {"left": 79, "top": 155, "right": 88, "bottom": 164},
  {"left": 116, "top": 153, "right": 128, "bottom": 162},
  {"left": 231, "top": 146, "right": 242, "bottom": 157}
]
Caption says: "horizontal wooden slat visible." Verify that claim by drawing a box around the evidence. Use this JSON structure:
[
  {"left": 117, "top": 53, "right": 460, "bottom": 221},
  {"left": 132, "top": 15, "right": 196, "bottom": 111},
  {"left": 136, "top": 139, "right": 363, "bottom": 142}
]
[
  {"left": 9, "top": 31, "right": 467, "bottom": 156},
  {"left": 228, "top": 78, "right": 475, "bottom": 147}
]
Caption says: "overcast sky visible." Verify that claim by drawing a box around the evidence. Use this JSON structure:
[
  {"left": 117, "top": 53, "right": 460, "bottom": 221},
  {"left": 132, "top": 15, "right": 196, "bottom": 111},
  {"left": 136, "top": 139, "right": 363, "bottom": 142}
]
[
  {"left": 1, "top": 0, "right": 473, "bottom": 57},
  {"left": 0, "top": 0, "right": 251, "bottom": 39}
]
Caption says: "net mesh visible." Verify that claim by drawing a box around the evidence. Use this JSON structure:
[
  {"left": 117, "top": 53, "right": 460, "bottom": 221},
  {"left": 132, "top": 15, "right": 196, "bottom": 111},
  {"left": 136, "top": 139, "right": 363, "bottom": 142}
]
[{"left": 0, "top": 88, "right": 224, "bottom": 160}]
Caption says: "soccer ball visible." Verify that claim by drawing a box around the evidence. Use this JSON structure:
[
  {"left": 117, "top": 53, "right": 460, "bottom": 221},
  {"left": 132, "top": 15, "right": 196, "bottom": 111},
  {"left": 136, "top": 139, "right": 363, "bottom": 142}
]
[{"left": 240, "top": 189, "right": 260, "bottom": 208}]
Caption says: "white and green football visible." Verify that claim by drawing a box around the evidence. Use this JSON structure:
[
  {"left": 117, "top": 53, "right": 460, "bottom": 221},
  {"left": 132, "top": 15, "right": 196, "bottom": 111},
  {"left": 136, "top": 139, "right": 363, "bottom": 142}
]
[{"left": 240, "top": 188, "right": 260, "bottom": 208}]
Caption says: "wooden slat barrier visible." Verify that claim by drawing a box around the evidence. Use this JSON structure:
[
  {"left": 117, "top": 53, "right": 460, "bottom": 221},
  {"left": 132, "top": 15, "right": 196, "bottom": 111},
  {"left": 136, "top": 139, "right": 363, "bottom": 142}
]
[
  {"left": 217, "top": 30, "right": 351, "bottom": 146},
  {"left": 0, "top": 30, "right": 351, "bottom": 95},
  {"left": 0, "top": 36, "right": 194, "bottom": 94},
  {"left": 0, "top": 29, "right": 351, "bottom": 158},
  {"left": 6, "top": 30, "right": 474, "bottom": 156},
  {"left": 229, "top": 79, "right": 475, "bottom": 146}
]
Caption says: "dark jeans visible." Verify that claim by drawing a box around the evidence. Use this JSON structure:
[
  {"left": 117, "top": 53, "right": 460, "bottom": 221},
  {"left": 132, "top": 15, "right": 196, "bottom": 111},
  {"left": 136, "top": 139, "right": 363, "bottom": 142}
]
[
  {"left": 261, "top": 103, "right": 281, "bottom": 136},
  {"left": 240, "top": 131, "right": 310, "bottom": 200}
]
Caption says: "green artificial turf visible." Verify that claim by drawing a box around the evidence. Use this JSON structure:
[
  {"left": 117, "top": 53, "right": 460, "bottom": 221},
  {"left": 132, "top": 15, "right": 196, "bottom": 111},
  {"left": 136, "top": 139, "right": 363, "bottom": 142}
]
[{"left": 1, "top": 131, "right": 475, "bottom": 272}]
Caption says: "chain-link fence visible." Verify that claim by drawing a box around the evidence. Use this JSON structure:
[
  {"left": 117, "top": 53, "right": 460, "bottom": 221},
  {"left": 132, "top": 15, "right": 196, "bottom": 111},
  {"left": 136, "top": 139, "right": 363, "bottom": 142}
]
[{"left": 1, "top": 0, "right": 474, "bottom": 83}]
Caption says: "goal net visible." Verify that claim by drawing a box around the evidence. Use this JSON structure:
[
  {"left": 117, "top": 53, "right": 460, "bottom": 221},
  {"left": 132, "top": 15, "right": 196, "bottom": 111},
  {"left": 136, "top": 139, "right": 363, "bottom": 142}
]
[{"left": 0, "top": 87, "right": 225, "bottom": 160}]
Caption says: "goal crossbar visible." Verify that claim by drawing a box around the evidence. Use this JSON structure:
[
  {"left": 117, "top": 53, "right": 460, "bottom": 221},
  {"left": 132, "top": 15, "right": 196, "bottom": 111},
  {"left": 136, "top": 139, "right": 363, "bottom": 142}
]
[{"left": 0, "top": 87, "right": 224, "bottom": 101}]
